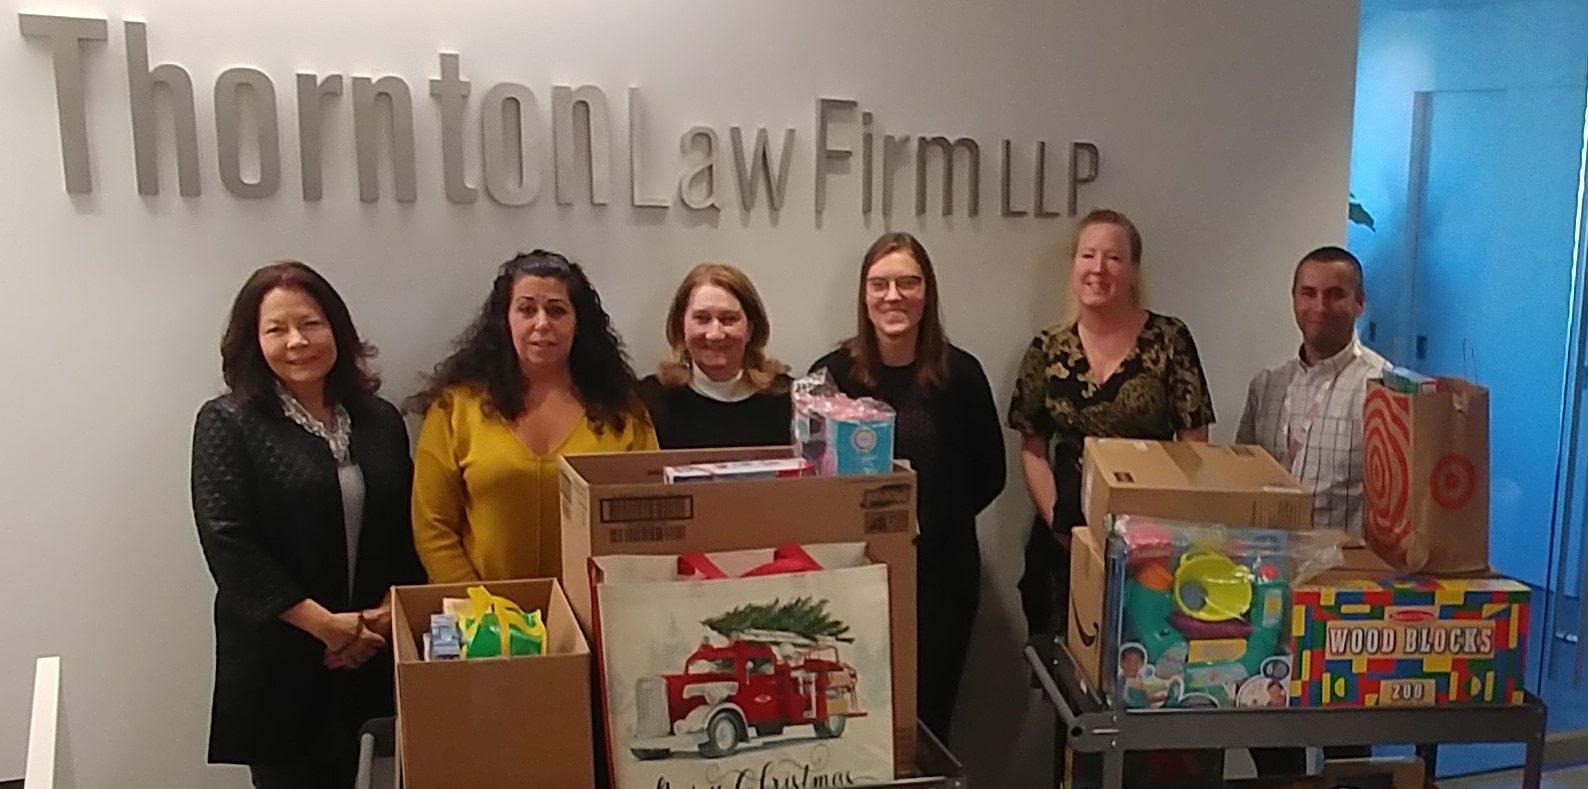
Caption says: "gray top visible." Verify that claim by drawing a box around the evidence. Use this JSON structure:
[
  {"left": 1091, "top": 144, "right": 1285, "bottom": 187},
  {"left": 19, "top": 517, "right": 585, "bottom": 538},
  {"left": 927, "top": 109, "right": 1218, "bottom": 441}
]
[{"left": 337, "top": 462, "right": 365, "bottom": 598}]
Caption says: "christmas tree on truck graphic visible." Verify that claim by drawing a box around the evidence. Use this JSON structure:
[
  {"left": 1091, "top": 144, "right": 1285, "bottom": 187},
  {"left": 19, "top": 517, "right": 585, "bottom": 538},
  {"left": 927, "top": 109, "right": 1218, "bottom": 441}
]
[{"left": 628, "top": 597, "right": 869, "bottom": 760}]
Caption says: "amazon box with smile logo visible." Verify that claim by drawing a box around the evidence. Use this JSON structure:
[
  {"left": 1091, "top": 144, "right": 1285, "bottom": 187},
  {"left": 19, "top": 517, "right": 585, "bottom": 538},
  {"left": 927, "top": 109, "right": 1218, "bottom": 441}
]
[
  {"left": 1291, "top": 576, "right": 1529, "bottom": 707},
  {"left": 1068, "top": 525, "right": 1110, "bottom": 689}
]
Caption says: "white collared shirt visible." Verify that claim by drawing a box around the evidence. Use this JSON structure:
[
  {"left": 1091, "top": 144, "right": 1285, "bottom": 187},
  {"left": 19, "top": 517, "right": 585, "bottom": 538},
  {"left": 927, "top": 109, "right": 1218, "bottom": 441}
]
[{"left": 1236, "top": 337, "right": 1388, "bottom": 536}]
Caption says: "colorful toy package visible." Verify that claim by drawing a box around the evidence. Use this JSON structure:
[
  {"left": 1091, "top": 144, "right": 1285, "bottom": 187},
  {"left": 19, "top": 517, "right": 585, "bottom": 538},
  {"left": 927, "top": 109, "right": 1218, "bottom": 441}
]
[
  {"left": 1106, "top": 516, "right": 1344, "bottom": 710},
  {"left": 1291, "top": 577, "right": 1529, "bottom": 707},
  {"left": 791, "top": 370, "right": 896, "bottom": 476}
]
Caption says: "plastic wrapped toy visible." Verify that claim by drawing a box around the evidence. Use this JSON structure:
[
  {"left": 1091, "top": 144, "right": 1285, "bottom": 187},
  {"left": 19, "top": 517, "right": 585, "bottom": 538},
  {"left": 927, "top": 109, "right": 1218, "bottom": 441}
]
[
  {"left": 791, "top": 370, "right": 896, "bottom": 475},
  {"left": 1107, "top": 516, "right": 1345, "bottom": 710}
]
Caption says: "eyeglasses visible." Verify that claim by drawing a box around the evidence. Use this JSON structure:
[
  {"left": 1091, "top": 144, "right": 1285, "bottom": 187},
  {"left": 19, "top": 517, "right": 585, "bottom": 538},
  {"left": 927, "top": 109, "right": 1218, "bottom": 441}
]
[{"left": 865, "top": 275, "right": 925, "bottom": 297}]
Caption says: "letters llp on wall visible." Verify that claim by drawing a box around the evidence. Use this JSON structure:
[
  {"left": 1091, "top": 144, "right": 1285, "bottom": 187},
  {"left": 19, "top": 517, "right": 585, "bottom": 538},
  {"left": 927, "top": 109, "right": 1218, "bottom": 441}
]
[{"left": 19, "top": 13, "right": 1102, "bottom": 219}]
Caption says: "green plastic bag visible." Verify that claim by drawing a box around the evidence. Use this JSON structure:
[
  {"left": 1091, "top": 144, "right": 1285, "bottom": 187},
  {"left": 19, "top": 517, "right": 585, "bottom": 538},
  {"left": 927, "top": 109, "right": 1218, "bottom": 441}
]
[{"left": 460, "top": 585, "right": 545, "bottom": 659}]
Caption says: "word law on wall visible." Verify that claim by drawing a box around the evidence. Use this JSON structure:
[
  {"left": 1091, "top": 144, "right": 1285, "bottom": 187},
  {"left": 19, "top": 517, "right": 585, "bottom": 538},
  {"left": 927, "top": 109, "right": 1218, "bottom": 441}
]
[{"left": 19, "top": 14, "right": 1102, "bottom": 219}]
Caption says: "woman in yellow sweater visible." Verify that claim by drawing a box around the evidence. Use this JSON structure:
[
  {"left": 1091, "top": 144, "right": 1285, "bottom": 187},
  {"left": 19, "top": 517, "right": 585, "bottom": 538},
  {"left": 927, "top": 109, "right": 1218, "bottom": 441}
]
[{"left": 408, "top": 251, "right": 657, "bottom": 582}]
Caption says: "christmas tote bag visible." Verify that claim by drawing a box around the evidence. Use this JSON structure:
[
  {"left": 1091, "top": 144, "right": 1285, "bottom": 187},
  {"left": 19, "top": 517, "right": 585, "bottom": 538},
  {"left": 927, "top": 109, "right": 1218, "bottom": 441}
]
[{"left": 590, "top": 542, "right": 894, "bottom": 789}]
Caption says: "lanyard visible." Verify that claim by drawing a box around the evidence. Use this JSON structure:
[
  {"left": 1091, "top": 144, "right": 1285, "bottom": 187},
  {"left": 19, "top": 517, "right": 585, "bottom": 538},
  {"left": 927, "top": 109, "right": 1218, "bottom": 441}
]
[{"left": 1279, "top": 343, "right": 1358, "bottom": 475}]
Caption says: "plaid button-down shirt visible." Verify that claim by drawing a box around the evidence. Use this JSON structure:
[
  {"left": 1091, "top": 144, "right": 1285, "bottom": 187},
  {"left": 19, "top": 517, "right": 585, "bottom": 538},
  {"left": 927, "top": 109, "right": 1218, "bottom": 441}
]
[{"left": 1236, "top": 338, "right": 1388, "bottom": 536}]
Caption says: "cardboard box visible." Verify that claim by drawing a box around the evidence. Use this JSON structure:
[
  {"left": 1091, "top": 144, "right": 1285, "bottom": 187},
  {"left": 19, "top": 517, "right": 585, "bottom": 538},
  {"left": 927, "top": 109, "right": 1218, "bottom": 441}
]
[
  {"left": 1068, "top": 526, "right": 1108, "bottom": 691},
  {"left": 1307, "top": 539, "right": 1398, "bottom": 586},
  {"left": 560, "top": 447, "right": 919, "bottom": 769},
  {"left": 1082, "top": 438, "right": 1312, "bottom": 540},
  {"left": 392, "top": 578, "right": 595, "bottom": 789},
  {"left": 1290, "top": 577, "right": 1529, "bottom": 707}
]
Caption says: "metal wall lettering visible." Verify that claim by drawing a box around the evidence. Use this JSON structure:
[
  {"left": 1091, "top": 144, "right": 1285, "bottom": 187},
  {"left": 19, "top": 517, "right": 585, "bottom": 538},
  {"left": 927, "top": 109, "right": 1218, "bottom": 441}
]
[
  {"left": 882, "top": 134, "right": 911, "bottom": 217},
  {"left": 1069, "top": 141, "right": 1100, "bottom": 216},
  {"left": 551, "top": 85, "right": 611, "bottom": 206},
  {"left": 814, "top": 98, "right": 855, "bottom": 214},
  {"left": 351, "top": 76, "right": 417, "bottom": 203},
  {"left": 481, "top": 82, "right": 541, "bottom": 207},
  {"left": 296, "top": 73, "right": 342, "bottom": 201},
  {"left": 213, "top": 67, "right": 280, "bottom": 198},
  {"left": 729, "top": 126, "right": 795, "bottom": 212},
  {"left": 125, "top": 21, "right": 200, "bottom": 196},
  {"left": 677, "top": 125, "right": 721, "bottom": 210},
  {"left": 861, "top": 111, "right": 875, "bottom": 215},
  {"left": 915, "top": 136, "right": 980, "bottom": 217},
  {"left": 18, "top": 14, "right": 107, "bottom": 194},
  {"left": 627, "top": 88, "right": 669, "bottom": 209},
  {"left": 1032, "top": 140, "right": 1061, "bottom": 217},
  {"left": 1000, "top": 140, "right": 1028, "bottom": 217},
  {"left": 429, "top": 53, "right": 476, "bottom": 204},
  {"left": 16, "top": 18, "right": 1107, "bottom": 217}
]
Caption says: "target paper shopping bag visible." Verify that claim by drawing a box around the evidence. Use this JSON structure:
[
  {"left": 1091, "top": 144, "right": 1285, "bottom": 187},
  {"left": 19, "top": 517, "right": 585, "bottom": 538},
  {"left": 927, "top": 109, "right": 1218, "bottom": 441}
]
[{"left": 1363, "top": 377, "right": 1489, "bottom": 573}]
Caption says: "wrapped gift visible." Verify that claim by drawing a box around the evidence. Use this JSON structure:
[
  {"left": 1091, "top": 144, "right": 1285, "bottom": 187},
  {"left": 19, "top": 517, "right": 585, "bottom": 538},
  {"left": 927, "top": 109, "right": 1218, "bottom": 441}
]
[{"left": 459, "top": 585, "right": 545, "bottom": 659}]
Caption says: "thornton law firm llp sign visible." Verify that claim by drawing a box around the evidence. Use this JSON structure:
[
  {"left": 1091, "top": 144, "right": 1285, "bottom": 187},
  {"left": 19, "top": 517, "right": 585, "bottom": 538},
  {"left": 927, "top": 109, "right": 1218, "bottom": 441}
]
[{"left": 19, "top": 13, "right": 1102, "bottom": 219}]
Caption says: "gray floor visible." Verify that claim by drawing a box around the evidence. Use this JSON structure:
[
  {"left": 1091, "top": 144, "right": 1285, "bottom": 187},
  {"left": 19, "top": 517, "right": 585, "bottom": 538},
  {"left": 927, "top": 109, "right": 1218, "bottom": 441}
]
[{"left": 1444, "top": 764, "right": 1588, "bottom": 788}]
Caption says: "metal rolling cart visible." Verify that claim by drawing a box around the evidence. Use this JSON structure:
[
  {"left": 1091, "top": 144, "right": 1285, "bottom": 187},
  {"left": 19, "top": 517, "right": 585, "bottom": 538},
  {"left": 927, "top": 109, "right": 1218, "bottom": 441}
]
[
  {"left": 355, "top": 718, "right": 967, "bottom": 789},
  {"left": 1026, "top": 635, "right": 1547, "bottom": 789}
]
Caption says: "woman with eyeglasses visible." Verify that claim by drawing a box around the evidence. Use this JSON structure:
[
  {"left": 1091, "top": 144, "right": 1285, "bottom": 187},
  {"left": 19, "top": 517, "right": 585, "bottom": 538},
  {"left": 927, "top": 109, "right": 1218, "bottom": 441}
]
[{"left": 809, "top": 232, "right": 1006, "bottom": 745}]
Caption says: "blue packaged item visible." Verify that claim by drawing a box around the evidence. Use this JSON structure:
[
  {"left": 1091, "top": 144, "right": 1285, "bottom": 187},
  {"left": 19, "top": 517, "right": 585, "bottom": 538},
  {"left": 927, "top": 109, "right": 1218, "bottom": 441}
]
[
  {"left": 429, "top": 613, "right": 462, "bottom": 661},
  {"left": 791, "top": 370, "right": 897, "bottom": 476}
]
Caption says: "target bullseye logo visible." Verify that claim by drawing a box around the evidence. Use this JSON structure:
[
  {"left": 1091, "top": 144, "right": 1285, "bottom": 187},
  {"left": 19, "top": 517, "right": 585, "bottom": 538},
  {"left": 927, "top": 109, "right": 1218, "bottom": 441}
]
[
  {"left": 1430, "top": 454, "right": 1476, "bottom": 510},
  {"left": 1364, "top": 387, "right": 1414, "bottom": 563}
]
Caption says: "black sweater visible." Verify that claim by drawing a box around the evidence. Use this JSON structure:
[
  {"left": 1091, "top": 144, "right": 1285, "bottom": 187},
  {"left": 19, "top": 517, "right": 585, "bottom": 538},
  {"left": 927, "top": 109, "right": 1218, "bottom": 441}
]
[
  {"left": 809, "top": 345, "right": 1007, "bottom": 554},
  {"left": 638, "top": 374, "right": 794, "bottom": 449}
]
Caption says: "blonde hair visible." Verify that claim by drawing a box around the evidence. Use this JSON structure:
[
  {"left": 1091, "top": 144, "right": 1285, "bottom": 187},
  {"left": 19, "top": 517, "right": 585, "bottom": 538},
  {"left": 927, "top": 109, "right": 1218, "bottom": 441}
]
[
  {"left": 657, "top": 263, "right": 788, "bottom": 394},
  {"left": 1067, "top": 208, "right": 1145, "bottom": 317}
]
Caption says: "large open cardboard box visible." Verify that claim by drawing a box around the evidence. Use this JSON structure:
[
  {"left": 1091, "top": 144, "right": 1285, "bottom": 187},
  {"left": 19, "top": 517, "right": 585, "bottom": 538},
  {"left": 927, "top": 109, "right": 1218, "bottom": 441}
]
[
  {"left": 392, "top": 578, "right": 595, "bottom": 789},
  {"left": 560, "top": 446, "right": 919, "bottom": 768},
  {"left": 1082, "top": 438, "right": 1313, "bottom": 539}
]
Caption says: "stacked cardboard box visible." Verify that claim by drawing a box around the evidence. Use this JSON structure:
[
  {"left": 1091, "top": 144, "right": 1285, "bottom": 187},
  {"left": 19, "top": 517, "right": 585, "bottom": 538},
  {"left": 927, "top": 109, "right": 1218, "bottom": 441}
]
[
  {"left": 558, "top": 447, "right": 920, "bottom": 776},
  {"left": 1069, "top": 438, "right": 1316, "bottom": 691}
]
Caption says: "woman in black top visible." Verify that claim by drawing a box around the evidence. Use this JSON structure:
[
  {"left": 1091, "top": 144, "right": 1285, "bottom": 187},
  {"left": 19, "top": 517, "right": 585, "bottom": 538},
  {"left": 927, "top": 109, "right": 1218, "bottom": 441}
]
[
  {"left": 809, "top": 233, "right": 1006, "bottom": 744},
  {"left": 1008, "top": 210, "right": 1214, "bottom": 637},
  {"left": 190, "top": 262, "right": 424, "bottom": 789},
  {"left": 639, "top": 263, "right": 792, "bottom": 448}
]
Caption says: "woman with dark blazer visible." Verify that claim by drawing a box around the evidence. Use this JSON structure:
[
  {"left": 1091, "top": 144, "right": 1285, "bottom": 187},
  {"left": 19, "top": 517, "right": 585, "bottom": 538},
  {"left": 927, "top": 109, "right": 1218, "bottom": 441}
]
[
  {"left": 191, "top": 261, "right": 424, "bottom": 789},
  {"left": 809, "top": 232, "right": 1006, "bottom": 745}
]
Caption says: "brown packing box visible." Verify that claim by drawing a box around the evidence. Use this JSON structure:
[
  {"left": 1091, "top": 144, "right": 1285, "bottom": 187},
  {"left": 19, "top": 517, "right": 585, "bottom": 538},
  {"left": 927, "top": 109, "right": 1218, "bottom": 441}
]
[
  {"left": 560, "top": 447, "right": 919, "bottom": 771},
  {"left": 1082, "top": 438, "right": 1313, "bottom": 540},
  {"left": 1068, "top": 525, "right": 1108, "bottom": 690},
  {"left": 1309, "top": 537, "right": 1399, "bottom": 585},
  {"left": 392, "top": 578, "right": 595, "bottom": 789}
]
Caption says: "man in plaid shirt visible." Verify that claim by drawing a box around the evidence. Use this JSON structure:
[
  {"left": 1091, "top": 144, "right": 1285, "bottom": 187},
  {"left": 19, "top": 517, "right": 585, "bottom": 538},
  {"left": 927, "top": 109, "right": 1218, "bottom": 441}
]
[
  {"left": 1236, "top": 246, "right": 1387, "bottom": 537},
  {"left": 1242, "top": 246, "right": 1389, "bottom": 777}
]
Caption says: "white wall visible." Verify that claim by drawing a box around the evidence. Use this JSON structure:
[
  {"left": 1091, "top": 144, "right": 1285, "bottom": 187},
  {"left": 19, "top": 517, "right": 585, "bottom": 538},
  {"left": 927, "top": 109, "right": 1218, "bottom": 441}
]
[{"left": 0, "top": 2, "right": 1358, "bottom": 786}]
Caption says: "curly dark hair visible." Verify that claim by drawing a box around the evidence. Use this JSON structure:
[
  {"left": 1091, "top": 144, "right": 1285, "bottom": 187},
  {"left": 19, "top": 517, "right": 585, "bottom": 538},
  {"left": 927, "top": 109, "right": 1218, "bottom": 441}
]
[
  {"left": 407, "top": 250, "right": 648, "bottom": 433},
  {"left": 220, "top": 260, "right": 380, "bottom": 408}
]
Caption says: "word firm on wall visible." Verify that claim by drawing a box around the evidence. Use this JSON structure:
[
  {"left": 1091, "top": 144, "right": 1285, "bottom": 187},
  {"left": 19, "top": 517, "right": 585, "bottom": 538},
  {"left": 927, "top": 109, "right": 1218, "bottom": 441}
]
[{"left": 19, "top": 14, "right": 1102, "bottom": 219}]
